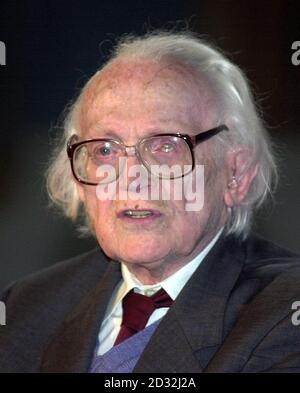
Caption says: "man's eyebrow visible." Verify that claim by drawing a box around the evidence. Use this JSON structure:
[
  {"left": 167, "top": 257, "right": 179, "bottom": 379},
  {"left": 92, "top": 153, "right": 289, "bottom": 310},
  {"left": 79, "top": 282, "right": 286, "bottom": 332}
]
[
  {"left": 86, "top": 122, "right": 189, "bottom": 141},
  {"left": 87, "top": 130, "right": 172, "bottom": 143},
  {"left": 87, "top": 129, "right": 123, "bottom": 141},
  {"left": 143, "top": 130, "right": 184, "bottom": 138}
]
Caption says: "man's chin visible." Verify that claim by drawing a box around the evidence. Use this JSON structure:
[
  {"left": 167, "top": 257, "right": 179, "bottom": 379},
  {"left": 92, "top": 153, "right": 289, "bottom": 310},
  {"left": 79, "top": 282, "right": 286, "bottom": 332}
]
[
  {"left": 112, "top": 245, "right": 169, "bottom": 267},
  {"left": 98, "top": 234, "right": 172, "bottom": 265}
]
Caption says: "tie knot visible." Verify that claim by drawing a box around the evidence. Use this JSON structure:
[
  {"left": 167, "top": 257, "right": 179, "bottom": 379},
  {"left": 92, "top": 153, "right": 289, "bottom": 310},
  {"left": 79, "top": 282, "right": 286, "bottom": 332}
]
[
  {"left": 114, "top": 288, "right": 173, "bottom": 346},
  {"left": 124, "top": 287, "right": 172, "bottom": 310},
  {"left": 122, "top": 288, "right": 173, "bottom": 326}
]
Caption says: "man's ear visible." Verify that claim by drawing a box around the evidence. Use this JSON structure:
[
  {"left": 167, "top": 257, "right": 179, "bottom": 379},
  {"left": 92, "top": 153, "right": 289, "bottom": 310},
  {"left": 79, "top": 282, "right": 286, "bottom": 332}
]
[
  {"left": 224, "top": 149, "right": 258, "bottom": 208},
  {"left": 76, "top": 182, "right": 86, "bottom": 203}
]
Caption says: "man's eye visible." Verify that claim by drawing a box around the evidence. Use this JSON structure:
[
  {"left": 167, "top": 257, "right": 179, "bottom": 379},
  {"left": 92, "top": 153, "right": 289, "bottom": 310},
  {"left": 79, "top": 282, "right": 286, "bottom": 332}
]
[
  {"left": 93, "top": 144, "right": 114, "bottom": 157},
  {"left": 152, "top": 142, "right": 176, "bottom": 154},
  {"left": 160, "top": 143, "right": 175, "bottom": 153},
  {"left": 97, "top": 146, "right": 111, "bottom": 156}
]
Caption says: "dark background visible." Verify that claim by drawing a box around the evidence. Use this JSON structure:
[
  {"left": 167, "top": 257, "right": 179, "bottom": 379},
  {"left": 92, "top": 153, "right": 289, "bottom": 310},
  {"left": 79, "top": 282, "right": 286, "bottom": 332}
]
[{"left": 0, "top": 0, "right": 299, "bottom": 291}]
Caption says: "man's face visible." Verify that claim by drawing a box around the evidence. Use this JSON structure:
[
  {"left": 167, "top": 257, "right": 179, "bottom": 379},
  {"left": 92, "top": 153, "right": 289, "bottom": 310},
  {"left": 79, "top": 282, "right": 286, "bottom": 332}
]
[{"left": 77, "top": 59, "right": 227, "bottom": 274}]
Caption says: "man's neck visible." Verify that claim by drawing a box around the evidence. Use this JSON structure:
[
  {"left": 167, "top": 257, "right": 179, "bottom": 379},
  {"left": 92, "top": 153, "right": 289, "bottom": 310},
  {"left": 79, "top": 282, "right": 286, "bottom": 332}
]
[{"left": 123, "top": 226, "right": 224, "bottom": 285}]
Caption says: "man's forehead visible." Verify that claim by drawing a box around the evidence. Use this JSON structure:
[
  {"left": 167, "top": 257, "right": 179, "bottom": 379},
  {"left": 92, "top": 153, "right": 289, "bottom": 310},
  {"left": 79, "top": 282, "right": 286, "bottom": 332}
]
[
  {"left": 79, "top": 58, "right": 216, "bottom": 133},
  {"left": 83, "top": 58, "right": 211, "bottom": 100}
]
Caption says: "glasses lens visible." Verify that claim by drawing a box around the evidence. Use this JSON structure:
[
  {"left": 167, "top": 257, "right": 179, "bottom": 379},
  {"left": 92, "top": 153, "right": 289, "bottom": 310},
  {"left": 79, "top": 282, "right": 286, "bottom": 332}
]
[
  {"left": 73, "top": 140, "right": 123, "bottom": 184},
  {"left": 139, "top": 135, "right": 193, "bottom": 178}
]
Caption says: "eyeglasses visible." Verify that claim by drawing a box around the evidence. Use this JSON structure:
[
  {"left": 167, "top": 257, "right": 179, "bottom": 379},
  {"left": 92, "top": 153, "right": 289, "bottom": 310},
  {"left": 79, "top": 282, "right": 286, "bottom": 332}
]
[{"left": 67, "top": 124, "right": 229, "bottom": 185}]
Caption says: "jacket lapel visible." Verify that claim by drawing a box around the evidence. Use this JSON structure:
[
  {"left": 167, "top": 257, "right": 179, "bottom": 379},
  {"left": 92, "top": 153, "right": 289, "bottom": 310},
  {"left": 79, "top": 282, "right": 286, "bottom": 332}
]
[
  {"left": 41, "top": 261, "right": 122, "bottom": 373},
  {"left": 41, "top": 234, "right": 246, "bottom": 373},
  {"left": 133, "top": 234, "right": 246, "bottom": 372}
]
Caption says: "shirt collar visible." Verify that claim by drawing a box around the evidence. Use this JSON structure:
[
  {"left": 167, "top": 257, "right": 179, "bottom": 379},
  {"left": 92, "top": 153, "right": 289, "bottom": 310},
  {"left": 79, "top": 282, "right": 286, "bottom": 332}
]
[{"left": 103, "top": 227, "right": 224, "bottom": 321}]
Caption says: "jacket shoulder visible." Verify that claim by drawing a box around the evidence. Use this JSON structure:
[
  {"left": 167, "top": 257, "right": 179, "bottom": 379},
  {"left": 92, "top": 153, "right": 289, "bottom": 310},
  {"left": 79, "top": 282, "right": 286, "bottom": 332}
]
[
  {"left": 226, "top": 233, "right": 300, "bottom": 330},
  {"left": 2, "top": 247, "right": 111, "bottom": 311},
  {"left": 221, "top": 234, "right": 300, "bottom": 370},
  {"left": 241, "top": 233, "right": 300, "bottom": 285},
  {"left": 0, "top": 248, "right": 116, "bottom": 372}
]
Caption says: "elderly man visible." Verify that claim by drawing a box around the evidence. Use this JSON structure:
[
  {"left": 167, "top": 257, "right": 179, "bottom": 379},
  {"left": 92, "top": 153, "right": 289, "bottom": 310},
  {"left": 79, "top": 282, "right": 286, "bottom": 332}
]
[{"left": 1, "top": 31, "right": 300, "bottom": 373}]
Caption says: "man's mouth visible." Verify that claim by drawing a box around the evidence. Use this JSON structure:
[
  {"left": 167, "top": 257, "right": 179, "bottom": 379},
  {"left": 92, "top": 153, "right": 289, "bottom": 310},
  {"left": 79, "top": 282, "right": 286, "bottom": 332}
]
[
  {"left": 117, "top": 209, "right": 162, "bottom": 220},
  {"left": 124, "top": 210, "right": 153, "bottom": 218}
]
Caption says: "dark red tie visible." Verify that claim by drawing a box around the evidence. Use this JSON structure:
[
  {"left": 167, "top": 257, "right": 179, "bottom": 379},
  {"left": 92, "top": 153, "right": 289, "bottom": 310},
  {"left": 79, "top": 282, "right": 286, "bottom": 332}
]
[{"left": 114, "top": 288, "right": 173, "bottom": 346}]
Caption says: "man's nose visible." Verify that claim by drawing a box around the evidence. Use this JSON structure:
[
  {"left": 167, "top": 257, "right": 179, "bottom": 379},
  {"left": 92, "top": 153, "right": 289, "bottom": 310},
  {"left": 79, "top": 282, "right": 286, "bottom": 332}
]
[
  {"left": 118, "top": 147, "right": 149, "bottom": 189},
  {"left": 124, "top": 146, "right": 141, "bottom": 176},
  {"left": 121, "top": 147, "right": 143, "bottom": 179}
]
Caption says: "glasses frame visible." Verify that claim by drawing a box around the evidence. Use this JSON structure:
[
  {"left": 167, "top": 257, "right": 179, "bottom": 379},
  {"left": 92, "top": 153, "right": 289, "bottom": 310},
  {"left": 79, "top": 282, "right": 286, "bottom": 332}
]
[{"left": 67, "top": 124, "right": 229, "bottom": 185}]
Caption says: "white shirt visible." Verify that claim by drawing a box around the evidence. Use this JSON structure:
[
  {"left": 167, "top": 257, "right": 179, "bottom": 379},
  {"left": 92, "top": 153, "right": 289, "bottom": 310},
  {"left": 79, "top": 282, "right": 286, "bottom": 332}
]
[{"left": 97, "top": 228, "right": 223, "bottom": 355}]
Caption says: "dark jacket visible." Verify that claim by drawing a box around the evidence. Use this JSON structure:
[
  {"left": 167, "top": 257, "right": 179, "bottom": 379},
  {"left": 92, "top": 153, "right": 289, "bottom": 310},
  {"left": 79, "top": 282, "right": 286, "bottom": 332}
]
[{"left": 1, "top": 233, "right": 300, "bottom": 373}]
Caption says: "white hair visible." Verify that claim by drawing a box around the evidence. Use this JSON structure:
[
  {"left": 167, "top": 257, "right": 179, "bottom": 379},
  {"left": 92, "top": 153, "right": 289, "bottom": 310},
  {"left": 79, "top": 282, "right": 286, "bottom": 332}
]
[{"left": 46, "top": 30, "right": 278, "bottom": 238}]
